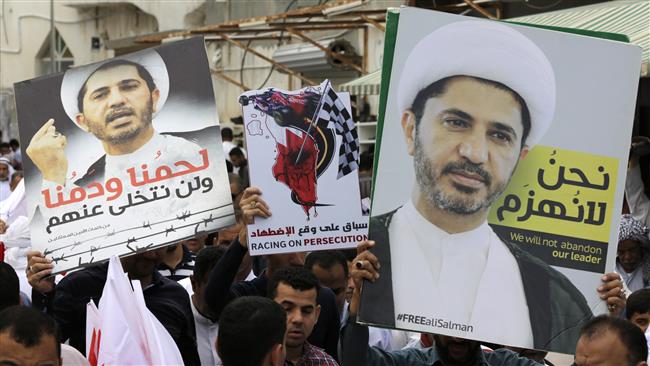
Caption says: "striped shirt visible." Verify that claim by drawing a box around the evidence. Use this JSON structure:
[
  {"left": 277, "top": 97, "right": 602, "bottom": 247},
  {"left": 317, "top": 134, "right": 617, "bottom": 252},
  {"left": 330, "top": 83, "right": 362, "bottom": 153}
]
[{"left": 158, "top": 245, "right": 196, "bottom": 282}]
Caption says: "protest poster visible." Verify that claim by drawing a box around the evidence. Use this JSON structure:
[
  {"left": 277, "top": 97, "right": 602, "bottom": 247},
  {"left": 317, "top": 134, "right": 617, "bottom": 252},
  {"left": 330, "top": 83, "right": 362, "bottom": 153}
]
[
  {"left": 239, "top": 80, "right": 368, "bottom": 255},
  {"left": 14, "top": 37, "right": 235, "bottom": 274},
  {"left": 359, "top": 7, "right": 642, "bottom": 354}
]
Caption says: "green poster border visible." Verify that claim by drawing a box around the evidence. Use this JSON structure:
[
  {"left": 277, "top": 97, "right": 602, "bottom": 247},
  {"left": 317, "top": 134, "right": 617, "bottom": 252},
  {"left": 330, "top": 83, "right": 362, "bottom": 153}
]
[{"left": 370, "top": 8, "right": 631, "bottom": 204}]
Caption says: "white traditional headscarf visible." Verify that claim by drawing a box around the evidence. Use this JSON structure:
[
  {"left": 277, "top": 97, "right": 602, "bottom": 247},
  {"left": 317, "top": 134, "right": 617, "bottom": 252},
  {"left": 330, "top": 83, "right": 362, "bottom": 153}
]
[
  {"left": 397, "top": 20, "right": 556, "bottom": 148},
  {"left": 0, "top": 157, "right": 14, "bottom": 203},
  {"left": 618, "top": 214, "right": 650, "bottom": 284},
  {"left": 60, "top": 49, "right": 170, "bottom": 129},
  {"left": 0, "top": 157, "right": 14, "bottom": 181}
]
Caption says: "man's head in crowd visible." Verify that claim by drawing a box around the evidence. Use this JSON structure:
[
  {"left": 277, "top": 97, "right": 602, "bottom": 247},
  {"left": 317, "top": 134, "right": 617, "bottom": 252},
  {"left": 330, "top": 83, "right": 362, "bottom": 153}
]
[
  {"left": 228, "top": 172, "right": 244, "bottom": 208},
  {"left": 574, "top": 315, "right": 648, "bottom": 366},
  {"left": 229, "top": 147, "right": 247, "bottom": 168},
  {"left": 305, "top": 250, "right": 348, "bottom": 313},
  {"left": 0, "top": 158, "right": 10, "bottom": 181},
  {"left": 120, "top": 247, "right": 167, "bottom": 284},
  {"left": 0, "top": 306, "right": 61, "bottom": 366},
  {"left": 267, "top": 251, "right": 307, "bottom": 277},
  {"left": 268, "top": 266, "right": 321, "bottom": 352},
  {"left": 10, "top": 171, "right": 23, "bottom": 191},
  {"left": 217, "top": 296, "right": 287, "bottom": 366},
  {"left": 75, "top": 59, "right": 159, "bottom": 153},
  {"left": 618, "top": 214, "right": 648, "bottom": 273},
  {"left": 9, "top": 139, "right": 19, "bottom": 152},
  {"left": 0, "top": 262, "right": 19, "bottom": 311},
  {"left": 190, "top": 246, "right": 226, "bottom": 320},
  {"left": 433, "top": 335, "right": 481, "bottom": 366},
  {"left": 0, "top": 142, "right": 12, "bottom": 157},
  {"left": 627, "top": 289, "right": 650, "bottom": 333},
  {"left": 221, "top": 127, "right": 233, "bottom": 142},
  {"left": 215, "top": 221, "right": 241, "bottom": 247},
  {"left": 184, "top": 233, "right": 209, "bottom": 254}
]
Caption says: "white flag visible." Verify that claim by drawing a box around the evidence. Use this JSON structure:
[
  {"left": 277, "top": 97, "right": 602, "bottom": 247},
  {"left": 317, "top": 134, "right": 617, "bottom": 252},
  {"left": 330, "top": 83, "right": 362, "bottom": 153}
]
[{"left": 86, "top": 256, "right": 183, "bottom": 365}]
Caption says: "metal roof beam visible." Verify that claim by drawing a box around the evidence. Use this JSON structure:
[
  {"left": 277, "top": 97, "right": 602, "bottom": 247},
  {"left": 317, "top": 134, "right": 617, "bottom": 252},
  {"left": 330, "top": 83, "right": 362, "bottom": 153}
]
[
  {"left": 220, "top": 34, "right": 317, "bottom": 85},
  {"left": 284, "top": 27, "right": 365, "bottom": 74}
]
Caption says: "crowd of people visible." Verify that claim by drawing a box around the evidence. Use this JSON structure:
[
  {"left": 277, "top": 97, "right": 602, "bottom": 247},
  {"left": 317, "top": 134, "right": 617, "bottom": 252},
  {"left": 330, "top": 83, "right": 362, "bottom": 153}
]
[{"left": 0, "top": 122, "right": 650, "bottom": 366}]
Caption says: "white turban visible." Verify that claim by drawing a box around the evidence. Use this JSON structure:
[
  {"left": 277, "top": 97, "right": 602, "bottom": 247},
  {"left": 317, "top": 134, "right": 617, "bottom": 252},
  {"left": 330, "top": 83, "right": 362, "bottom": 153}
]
[
  {"left": 397, "top": 20, "right": 556, "bottom": 147},
  {"left": 60, "top": 49, "right": 170, "bottom": 130}
]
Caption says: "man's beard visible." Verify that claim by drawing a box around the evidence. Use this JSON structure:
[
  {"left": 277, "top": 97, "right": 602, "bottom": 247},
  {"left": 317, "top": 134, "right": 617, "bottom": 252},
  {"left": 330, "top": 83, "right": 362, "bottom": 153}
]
[
  {"left": 413, "top": 137, "right": 508, "bottom": 215},
  {"left": 90, "top": 99, "right": 154, "bottom": 144},
  {"left": 435, "top": 337, "right": 481, "bottom": 365}
]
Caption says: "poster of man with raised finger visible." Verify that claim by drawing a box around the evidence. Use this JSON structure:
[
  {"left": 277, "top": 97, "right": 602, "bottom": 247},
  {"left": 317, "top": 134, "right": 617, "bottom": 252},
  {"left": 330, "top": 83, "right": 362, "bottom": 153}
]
[{"left": 14, "top": 37, "right": 235, "bottom": 273}]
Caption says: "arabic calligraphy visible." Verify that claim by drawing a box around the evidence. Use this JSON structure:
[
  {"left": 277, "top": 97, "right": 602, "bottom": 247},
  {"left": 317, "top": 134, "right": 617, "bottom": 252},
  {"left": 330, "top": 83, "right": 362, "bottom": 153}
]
[
  {"left": 250, "top": 221, "right": 368, "bottom": 238},
  {"left": 495, "top": 154, "right": 612, "bottom": 227},
  {"left": 42, "top": 149, "right": 210, "bottom": 209},
  {"left": 46, "top": 176, "right": 214, "bottom": 233}
]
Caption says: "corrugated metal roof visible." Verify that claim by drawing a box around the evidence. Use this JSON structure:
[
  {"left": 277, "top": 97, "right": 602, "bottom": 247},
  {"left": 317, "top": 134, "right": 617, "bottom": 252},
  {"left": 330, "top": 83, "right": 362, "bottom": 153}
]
[
  {"left": 510, "top": 0, "right": 649, "bottom": 75},
  {"left": 341, "top": 1, "right": 648, "bottom": 95},
  {"left": 339, "top": 69, "right": 381, "bottom": 95}
]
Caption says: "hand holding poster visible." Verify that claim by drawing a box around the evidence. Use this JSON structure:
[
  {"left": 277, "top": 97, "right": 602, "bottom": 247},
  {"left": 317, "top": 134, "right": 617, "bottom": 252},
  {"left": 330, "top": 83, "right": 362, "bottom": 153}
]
[
  {"left": 14, "top": 37, "right": 235, "bottom": 273},
  {"left": 359, "top": 8, "right": 642, "bottom": 354},
  {"left": 239, "top": 80, "right": 368, "bottom": 255}
]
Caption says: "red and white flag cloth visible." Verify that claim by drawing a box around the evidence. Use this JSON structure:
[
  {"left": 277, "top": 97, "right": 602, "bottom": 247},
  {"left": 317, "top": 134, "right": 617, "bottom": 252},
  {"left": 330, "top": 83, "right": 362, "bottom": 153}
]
[{"left": 85, "top": 256, "right": 183, "bottom": 365}]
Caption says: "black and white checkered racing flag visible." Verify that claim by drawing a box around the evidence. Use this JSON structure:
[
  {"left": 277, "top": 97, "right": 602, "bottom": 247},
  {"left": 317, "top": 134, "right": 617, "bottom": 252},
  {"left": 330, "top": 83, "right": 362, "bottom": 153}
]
[{"left": 315, "top": 82, "right": 360, "bottom": 179}]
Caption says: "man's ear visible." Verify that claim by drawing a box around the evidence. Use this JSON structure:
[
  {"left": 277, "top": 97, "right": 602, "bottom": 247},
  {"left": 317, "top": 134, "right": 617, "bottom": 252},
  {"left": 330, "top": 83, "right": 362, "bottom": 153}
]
[
  {"left": 269, "top": 343, "right": 285, "bottom": 366},
  {"left": 519, "top": 146, "right": 530, "bottom": 161},
  {"left": 75, "top": 113, "right": 89, "bottom": 132},
  {"left": 215, "top": 336, "right": 223, "bottom": 360},
  {"left": 151, "top": 88, "right": 160, "bottom": 113},
  {"left": 401, "top": 110, "right": 417, "bottom": 156},
  {"left": 189, "top": 275, "right": 198, "bottom": 292},
  {"left": 314, "top": 304, "right": 321, "bottom": 323}
]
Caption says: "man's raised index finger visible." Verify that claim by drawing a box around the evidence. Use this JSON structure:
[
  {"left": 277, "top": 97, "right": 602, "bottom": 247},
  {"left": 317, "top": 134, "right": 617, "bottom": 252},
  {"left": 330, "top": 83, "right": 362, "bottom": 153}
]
[
  {"left": 35, "top": 119, "right": 55, "bottom": 138},
  {"left": 356, "top": 240, "right": 375, "bottom": 255}
]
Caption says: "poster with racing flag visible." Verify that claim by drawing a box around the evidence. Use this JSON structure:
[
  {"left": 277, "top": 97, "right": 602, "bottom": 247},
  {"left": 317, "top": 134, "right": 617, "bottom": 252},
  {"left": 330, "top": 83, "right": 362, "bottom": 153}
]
[{"left": 239, "top": 80, "right": 368, "bottom": 255}]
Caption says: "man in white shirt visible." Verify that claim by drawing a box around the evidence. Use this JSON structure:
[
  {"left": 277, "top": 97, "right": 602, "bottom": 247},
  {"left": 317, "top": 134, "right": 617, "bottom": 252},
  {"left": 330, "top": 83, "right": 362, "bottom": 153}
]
[
  {"left": 0, "top": 158, "right": 13, "bottom": 203},
  {"left": 185, "top": 245, "right": 227, "bottom": 365},
  {"left": 361, "top": 20, "right": 592, "bottom": 354},
  {"left": 222, "top": 127, "right": 236, "bottom": 159}
]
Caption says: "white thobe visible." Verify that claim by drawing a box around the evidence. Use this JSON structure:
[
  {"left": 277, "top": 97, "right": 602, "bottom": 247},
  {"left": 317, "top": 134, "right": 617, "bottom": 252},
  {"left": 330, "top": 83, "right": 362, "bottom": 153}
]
[
  {"left": 389, "top": 200, "right": 534, "bottom": 347},
  {"left": 190, "top": 298, "right": 222, "bottom": 366}
]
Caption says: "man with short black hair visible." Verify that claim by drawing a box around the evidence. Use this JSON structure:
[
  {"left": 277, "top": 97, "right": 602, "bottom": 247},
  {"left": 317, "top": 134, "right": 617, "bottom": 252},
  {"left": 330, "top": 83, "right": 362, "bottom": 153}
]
[
  {"left": 188, "top": 245, "right": 227, "bottom": 365},
  {"left": 0, "top": 305, "right": 61, "bottom": 366},
  {"left": 0, "top": 262, "right": 19, "bottom": 311},
  {"left": 218, "top": 296, "right": 287, "bottom": 366},
  {"left": 205, "top": 187, "right": 341, "bottom": 360},
  {"left": 230, "top": 147, "right": 249, "bottom": 187},
  {"left": 574, "top": 315, "right": 648, "bottom": 366},
  {"left": 9, "top": 138, "right": 21, "bottom": 165},
  {"left": 305, "top": 251, "right": 349, "bottom": 314},
  {"left": 268, "top": 266, "right": 338, "bottom": 366},
  {"left": 627, "top": 289, "right": 650, "bottom": 333}
]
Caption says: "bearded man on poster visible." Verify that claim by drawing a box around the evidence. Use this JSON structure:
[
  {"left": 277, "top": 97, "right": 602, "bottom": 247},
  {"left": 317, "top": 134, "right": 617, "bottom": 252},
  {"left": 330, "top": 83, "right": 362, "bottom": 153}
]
[{"left": 361, "top": 20, "right": 594, "bottom": 353}]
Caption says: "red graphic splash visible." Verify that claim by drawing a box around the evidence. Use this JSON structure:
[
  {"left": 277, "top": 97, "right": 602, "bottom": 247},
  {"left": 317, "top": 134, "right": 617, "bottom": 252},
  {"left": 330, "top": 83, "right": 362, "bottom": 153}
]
[{"left": 273, "top": 129, "right": 318, "bottom": 218}]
